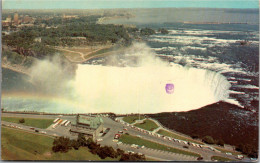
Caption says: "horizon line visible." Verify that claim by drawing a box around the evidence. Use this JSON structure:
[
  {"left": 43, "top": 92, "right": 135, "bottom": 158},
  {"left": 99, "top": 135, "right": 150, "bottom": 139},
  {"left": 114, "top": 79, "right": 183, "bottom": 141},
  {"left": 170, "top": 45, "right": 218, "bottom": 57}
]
[{"left": 2, "top": 7, "right": 259, "bottom": 10}]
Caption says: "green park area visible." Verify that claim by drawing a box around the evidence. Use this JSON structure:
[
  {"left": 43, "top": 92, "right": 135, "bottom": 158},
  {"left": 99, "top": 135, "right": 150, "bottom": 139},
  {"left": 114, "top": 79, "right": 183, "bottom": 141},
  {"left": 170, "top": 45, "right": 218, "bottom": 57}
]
[
  {"left": 1, "top": 117, "right": 54, "bottom": 129},
  {"left": 157, "top": 129, "right": 204, "bottom": 145},
  {"left": 119, "top": 134, "right": 200, "bottom": 158},
  {"left": 1, "top": 127, "right": 118, "bottom": 161},
  {"left": 134, "top": 119, "right": 159, "bottom": 131},
  {"left": 122, "top": 116, "right": 145, "bottom": 124},
  {"left": 211, "top": 156, "right": 236, "bottom": 162}
]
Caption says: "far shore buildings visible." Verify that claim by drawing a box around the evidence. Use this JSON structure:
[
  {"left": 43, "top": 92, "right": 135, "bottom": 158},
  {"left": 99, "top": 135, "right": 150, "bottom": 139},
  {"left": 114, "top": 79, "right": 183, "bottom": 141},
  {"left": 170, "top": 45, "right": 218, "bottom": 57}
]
[
  {"left": 70, "top": 114, "right": 104, "bottom": 140},
  {"left": 14, "top": 12, "right": 19, "bottom": 25}
]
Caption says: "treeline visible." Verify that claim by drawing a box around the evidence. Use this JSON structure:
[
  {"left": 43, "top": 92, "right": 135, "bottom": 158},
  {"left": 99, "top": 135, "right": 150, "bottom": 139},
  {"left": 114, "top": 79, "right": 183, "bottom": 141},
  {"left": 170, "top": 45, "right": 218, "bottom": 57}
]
[
  {"left": 2, "top": 49, "right": 34, "bottom": 67},
  {"left": 34, "top": 15, "right": 101, "bottom": 26},
  {"left": 3, "top": 21, "right": 134, "bottom": 58},
  {"left": 52, "top": 134, "right": 145, "bottom": 161}
]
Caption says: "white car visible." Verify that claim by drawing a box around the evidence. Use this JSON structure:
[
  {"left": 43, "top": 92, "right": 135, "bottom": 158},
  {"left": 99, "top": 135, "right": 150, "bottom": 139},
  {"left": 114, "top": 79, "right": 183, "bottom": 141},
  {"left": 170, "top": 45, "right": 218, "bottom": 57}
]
[
  {"left": 128, "top": 151, "right": 134, "bottom": 154},
  {"left": 40, "top": 131, "right": 47, "bottom": 134},
  {"left": 131, "top": 144, "right": 136, "bottom": 148},
  {"left": 97, "top": 138, "right": 103, "bottom": 142}
]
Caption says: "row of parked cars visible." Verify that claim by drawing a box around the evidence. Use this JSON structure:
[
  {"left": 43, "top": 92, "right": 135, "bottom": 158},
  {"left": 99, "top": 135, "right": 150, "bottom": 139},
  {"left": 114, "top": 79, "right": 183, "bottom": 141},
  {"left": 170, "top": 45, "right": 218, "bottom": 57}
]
[
  {"left": 3, "top": 123, "right": 47, "bottom": 134},
  {"left": 3, "top": 124, "right": 22, "bottom": 129},
  {"left": 118, "top": 119, "right": 224, "bottom": 153},
  {"left": 117, "top": 118, "right": 247, "bottom": 161}
]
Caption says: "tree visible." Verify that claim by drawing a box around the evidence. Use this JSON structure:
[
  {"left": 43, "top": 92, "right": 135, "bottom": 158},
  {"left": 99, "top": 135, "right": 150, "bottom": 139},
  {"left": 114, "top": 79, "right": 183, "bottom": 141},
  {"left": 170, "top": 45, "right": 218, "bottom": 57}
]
[
  {"left": 202, "top": 136, "right": 215, "bottom": 144},
  {"left": 52, "top": 136, "right": 72, "bottom": 153},
  {"left": 217, "top": 139, "right": 225, "bottom": 146},
  {"left": 19, "top": 118, "right": 25, "bottom": 123},
  {"left": 140, "top": 28, "right": 155, "bottom": 36},
  {"left": 88, "top": 142, "right": 100, "bottom": 155},
  {"left": 71, "top": 139, "right": 81, "bottom": 150},
  {"left": 120, "top": 153, "right": 146, "bottom": 161},
  {"left": 116, "top": 148, "right": 125, "bottom": 157},
  {"left": 97, "top": 146, "right": 117, "bottom": 159},
  {"left": 86, "top": 137, "right": 94, "bottom": 147},
  {"left": 77, "top": 133, "right": 87, "bottom": 147}
]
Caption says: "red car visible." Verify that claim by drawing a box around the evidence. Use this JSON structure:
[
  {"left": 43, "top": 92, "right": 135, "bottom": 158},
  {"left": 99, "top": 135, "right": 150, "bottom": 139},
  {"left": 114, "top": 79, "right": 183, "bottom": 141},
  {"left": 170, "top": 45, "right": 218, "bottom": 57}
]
[{"left": 114, "top": 134, "right": 121, "bottom": 139}]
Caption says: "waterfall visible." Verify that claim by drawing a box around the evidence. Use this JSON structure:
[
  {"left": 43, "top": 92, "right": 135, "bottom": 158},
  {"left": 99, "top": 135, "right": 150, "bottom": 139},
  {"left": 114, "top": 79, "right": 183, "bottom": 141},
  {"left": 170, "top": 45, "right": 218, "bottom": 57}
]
[{"left": 72, "top": 63, "right": 231, "bottom": 113}]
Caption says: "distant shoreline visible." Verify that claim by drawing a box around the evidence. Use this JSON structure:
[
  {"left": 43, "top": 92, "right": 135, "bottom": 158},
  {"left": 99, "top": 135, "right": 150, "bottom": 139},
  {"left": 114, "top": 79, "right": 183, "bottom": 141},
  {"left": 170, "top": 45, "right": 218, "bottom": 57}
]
[{"left": 1, "top": 64, "right": 30, "bottom": 76}]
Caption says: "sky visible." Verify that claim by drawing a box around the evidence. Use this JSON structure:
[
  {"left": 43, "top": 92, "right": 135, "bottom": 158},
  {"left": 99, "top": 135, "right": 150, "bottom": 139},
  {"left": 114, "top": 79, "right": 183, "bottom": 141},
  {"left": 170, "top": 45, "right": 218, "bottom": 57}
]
[{"left": 2, "top": 0, "right": 259, "bottom": 9}]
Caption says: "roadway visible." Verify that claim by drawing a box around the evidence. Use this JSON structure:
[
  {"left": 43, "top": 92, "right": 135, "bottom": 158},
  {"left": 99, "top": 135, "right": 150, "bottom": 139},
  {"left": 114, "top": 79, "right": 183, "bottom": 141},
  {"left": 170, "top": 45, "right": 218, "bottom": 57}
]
[
  {"left": 1, "top": 113, "right": 250, "bottom": 161},
  {"left": 99, "top": 117, "right": 247, "bottom": 161}
]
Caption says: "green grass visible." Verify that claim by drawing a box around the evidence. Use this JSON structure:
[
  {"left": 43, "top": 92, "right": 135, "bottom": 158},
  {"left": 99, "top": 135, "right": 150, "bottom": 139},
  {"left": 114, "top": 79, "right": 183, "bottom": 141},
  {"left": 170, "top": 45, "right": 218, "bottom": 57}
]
[
  {"left": 211, "top": 156, "right": 236, "bottom": 162},
  {"left": 157, "top": 129, "right": 204, "bottom": 145},
  {"left": 1, "top": 127, "right": 119, "bottom": 161},
  {"left": 119, "top": 134, "right": 200, "bottom": 158},
  {"left": 85, "top": 47, "right": 114, "bottom": 59},
  {"left": 122, "top": 116, "right": 145, "bottom": 124},
  {"left": 134, "top": 120, "right": 159, "bottom": 131},
  {"left": 1, "top": 126, "right": 54, "bottom": 160},
  {"left": 1, "top": 117, "right": 54, "bottom": 129}
]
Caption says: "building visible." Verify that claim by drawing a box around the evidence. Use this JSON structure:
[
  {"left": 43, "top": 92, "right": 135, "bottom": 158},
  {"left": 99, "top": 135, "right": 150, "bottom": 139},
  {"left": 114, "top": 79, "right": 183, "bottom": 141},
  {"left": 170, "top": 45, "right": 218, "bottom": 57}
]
[
  {"left": 23, "top": 15, "right": 33, "bottom": 24},
  {"left": 70, "top": 114, "right": 104, "bottom": 140},
  {"left": 14, "top": 12, "right": 19, "bottom": 25}
]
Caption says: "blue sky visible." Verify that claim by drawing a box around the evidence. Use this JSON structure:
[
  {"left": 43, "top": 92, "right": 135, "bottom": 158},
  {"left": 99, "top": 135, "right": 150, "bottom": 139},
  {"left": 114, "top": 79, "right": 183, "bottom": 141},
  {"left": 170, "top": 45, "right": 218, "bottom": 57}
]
[{"left": 2, "top": 0, "right": 259, "bottom": 9}]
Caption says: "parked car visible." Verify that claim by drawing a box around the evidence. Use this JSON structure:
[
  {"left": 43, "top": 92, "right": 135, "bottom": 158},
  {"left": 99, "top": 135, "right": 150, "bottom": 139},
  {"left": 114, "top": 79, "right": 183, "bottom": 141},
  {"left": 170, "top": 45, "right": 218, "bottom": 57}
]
[
  {"left": 97, "top": 138, "right": 103, "bottom": 142},
  {"left": 40, "top": 131, "right": 46, "bottom": 134},
  {"left": 114, "top": 134, "right": 120, "bottom": 139},
  {"left": 197, "top": 157, "right": 203, "bottom": 161},
  {"left": 183, "top": 146, "right": 189, "bottom": 149},
  {"left": 236, "top": 155, "right": 244, "bottom": 160}
]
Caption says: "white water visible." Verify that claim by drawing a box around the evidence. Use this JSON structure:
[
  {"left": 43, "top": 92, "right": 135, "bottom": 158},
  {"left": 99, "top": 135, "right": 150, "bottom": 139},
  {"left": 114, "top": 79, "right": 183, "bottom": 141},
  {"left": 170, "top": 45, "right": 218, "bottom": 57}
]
[{"left": 72, "top": 46, "right": 231, "bottom": 113}]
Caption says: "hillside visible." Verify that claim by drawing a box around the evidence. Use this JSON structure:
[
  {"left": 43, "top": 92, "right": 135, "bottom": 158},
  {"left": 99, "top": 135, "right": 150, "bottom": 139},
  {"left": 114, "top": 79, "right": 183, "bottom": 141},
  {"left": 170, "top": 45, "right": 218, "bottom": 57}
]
[{"left": 148, "top": 101, "right": 258, "bottom": 157}]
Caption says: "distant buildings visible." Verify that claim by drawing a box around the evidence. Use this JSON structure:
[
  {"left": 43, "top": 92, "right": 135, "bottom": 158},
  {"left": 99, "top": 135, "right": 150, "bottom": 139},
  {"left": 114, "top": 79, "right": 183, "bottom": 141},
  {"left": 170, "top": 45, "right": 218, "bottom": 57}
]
[
  {"left": 23, "top": 15, "right": 33, "bottom": 24},
  {"left": 14, "top": 12, "right": 19, "bottom": 25}
]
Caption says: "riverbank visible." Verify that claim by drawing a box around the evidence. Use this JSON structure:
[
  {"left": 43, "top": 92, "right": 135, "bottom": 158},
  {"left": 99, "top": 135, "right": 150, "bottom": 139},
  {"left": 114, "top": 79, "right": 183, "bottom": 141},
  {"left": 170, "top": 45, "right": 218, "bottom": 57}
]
[{"left": 1, "top": 62, "right": 30, "bottom": 76}]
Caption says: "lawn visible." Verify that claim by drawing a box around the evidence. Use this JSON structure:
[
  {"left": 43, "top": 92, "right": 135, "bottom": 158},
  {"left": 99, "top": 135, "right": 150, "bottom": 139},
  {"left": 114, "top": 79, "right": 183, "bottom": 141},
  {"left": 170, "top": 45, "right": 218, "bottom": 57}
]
[
  {"left": 1, "top": 127, "right": 119, "bottom": 161},
  {"left": 122, "top": 116, "right": 145, "bottom": 124},
  {"left": 119, "top": 134, "right": 200, "bottom": 158},
  {"left": 134, "top": 120, "right": 158, "bottom": 131},
  {"left": 85, "top": 47, "right": 114, "bottom": 59},
  {"left": 211, "top": 156, "right": 236, "bottom": 162},
  {"left": 1, "top": 117, "right": 54, "bottom": 129},
  {"left": 157, "top": 129, "right": 204, "bottom": 145}
]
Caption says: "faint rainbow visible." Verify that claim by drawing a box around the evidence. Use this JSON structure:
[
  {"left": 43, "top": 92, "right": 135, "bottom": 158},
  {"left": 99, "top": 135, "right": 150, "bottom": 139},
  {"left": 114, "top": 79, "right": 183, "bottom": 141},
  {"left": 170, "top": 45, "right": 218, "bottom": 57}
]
[{"left": 1, "top": 92, "right": 87, "bottom": 112}]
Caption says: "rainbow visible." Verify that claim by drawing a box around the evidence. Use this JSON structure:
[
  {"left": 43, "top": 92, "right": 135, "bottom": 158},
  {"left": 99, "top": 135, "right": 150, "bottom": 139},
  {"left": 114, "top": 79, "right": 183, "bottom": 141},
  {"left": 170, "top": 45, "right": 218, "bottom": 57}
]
[{"left": 1, "top": 92, "right": 87, "bottom": 113}]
